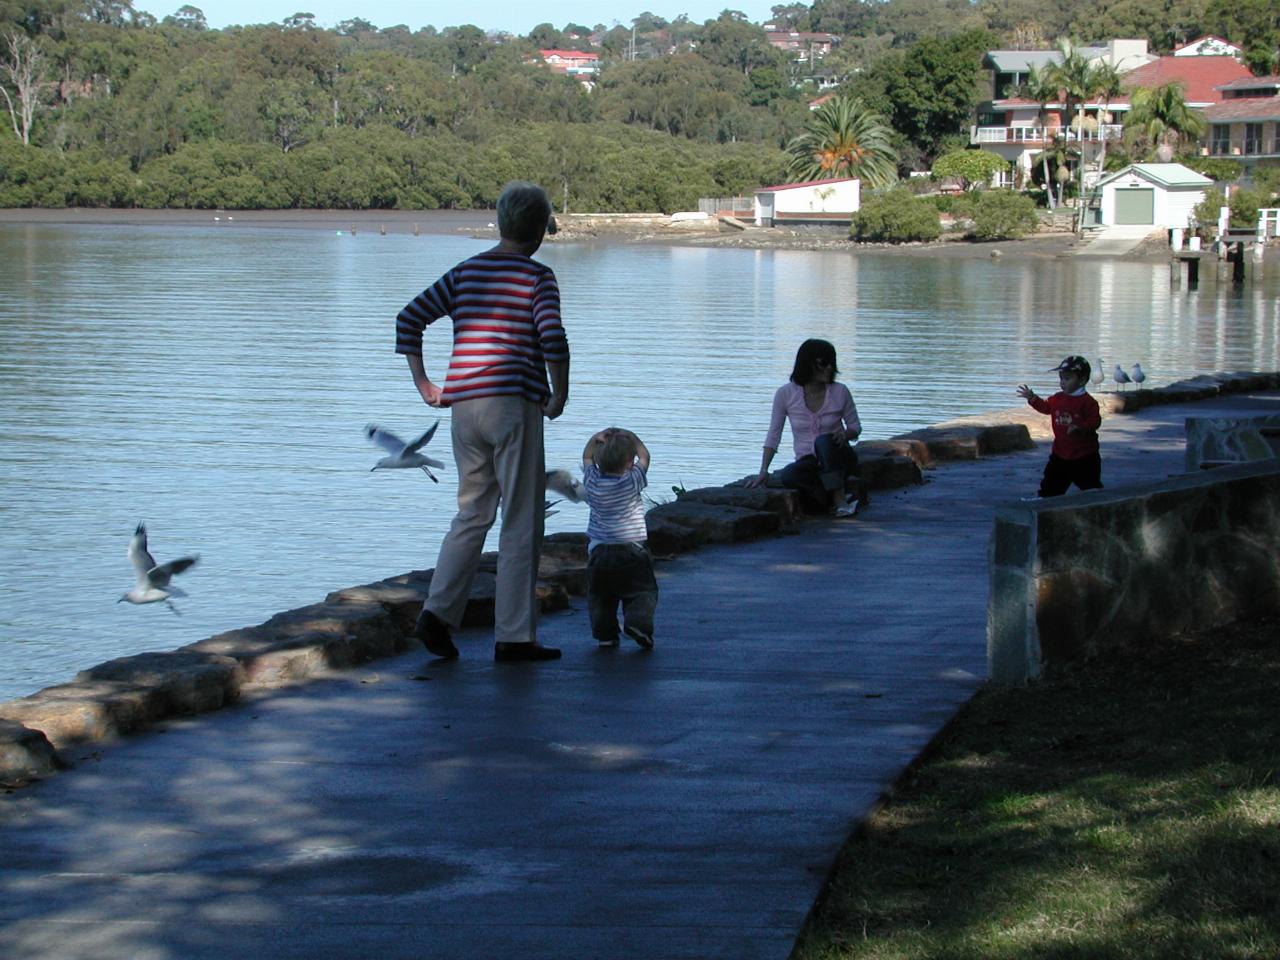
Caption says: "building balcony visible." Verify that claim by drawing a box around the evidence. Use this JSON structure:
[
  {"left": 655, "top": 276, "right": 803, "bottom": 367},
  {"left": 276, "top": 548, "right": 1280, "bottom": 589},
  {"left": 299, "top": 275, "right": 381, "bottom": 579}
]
[
  {"left": 1205, "top": 140, "right": 1280, "bottom": 158},
  {"left": 970, "top": 124, "right": 1124, "bottom": 146}
]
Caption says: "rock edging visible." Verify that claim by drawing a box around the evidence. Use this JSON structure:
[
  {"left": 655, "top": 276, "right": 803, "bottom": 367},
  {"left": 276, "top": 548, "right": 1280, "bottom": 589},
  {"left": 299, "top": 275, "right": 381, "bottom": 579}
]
[{"left": 3, "top": 369, "right": 1276, "bottom": 786}]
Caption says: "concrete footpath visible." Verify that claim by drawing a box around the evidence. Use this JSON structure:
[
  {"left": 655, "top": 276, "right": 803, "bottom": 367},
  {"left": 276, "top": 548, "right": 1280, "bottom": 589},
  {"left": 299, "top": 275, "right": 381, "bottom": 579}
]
[{"left": 1, "top": 390, "right": 1277, "bottom": 960}]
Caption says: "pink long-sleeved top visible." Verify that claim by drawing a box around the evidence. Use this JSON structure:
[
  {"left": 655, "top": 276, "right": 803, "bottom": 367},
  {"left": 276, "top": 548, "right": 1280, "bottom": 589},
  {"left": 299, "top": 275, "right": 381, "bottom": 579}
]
[{"left": 764, "top": 381, "right": 861, "bottom": 460}]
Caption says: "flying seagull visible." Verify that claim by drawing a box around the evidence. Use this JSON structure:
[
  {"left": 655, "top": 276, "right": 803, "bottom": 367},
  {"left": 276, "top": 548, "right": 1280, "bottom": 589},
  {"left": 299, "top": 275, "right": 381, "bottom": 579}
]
[
  {"left": 1113, "top": 364, "right": 1132, "bottom": 391},
  {"left": 119, "top": 523, "right": 198, "bottom": 614},
  {"left": 546, "top": 468, "right": 585, "bottom": 503},
  {"left": 1131, "top": 363, "right": 1146, "bottom": 387},
  {"left": 366, "top": 422, "right": 445, "bottom": 482}
]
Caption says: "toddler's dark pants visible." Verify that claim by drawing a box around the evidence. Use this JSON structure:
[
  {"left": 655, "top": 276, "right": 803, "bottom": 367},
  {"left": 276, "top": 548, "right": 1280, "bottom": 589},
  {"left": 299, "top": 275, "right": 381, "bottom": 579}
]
[
  {"left": 587, "top": 542, "right": 658, "bottom": 642},
  {"left": 1038, "top": 452, "right": 1103, "bottom": 497}
]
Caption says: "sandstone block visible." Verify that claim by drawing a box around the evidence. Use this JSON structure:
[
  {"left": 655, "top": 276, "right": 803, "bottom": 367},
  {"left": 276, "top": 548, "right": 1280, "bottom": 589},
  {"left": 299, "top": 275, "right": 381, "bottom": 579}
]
[
  {"left": 645, "top": 514, "right": 707, "bottom": 555},
  {"left": 645, "top": 500, "right": 780, "bottom": 549},
  {"left": 0, "top": 719, "right": 60, "bottom": 783},
  {"left": 0, "top": 680, "right": 164, "bottom": 747},
  {"left": 76, "top": 651, "right": 244, "bottom": 715},
  {"left": 859, "top": 453, "right": 923, "bottom": 490},
  {"left": 677, "top": 485, "right": 802, "bottom": 526},
  {"left": 538, "top": 555, "right": 588, "bottom": 596},
  {"left": 856, "top": 439, "right": 932, "bottom": 468},
  {"left": 183, "top": 601, "right": 402, "bottom": 684}
]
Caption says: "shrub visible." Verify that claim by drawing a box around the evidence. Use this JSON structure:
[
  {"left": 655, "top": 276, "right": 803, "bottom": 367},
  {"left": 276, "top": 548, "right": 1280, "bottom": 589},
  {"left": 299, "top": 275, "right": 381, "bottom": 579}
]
[
  {"left": 1179, "top": 156, "right": 1242, "bottom": 183},
  {"left": 1228, "top": 187, "right": 1267, "bottom": 229},
  {"left": 1191, "top": 188, "right": 1225, "bottom": 237},
  {"left": 930, "top": 150, "right": 1010, "bottom": 191},
  {"left": 850, "top": 188, "right": 941, "bottom": 243},
  {"left": 968, "top": 190, "right": 1040, "bottom": 240}
]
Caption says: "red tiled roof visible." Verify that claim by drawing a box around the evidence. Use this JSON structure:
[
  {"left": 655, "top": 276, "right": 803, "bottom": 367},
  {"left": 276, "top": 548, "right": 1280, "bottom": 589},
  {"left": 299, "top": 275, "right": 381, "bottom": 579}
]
[
  {"left": 757, "top": 177, "right": 856, "bottom": 192},
  {"left": 538, "top": 49, "right": 599, "bottom": 61},
  {"left": 1217, "top": 75, "right": 1280, "bottom": 91},
  {"left": 1121, "top": 56, "right": 1252, "bottom": 104},
  {"left": 1203, "top": 99, "right": 1280, "bottom": 122}
]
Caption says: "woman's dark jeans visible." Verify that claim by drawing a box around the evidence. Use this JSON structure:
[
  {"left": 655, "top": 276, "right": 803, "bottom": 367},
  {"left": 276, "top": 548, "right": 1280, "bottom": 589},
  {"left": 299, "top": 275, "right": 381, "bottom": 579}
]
[{"left": 776, "top": 435, "right": 860, "bottom": 510}]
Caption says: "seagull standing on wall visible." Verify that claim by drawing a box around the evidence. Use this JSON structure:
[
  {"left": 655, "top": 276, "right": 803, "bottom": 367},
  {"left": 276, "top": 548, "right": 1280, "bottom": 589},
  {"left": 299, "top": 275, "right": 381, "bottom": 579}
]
[
  {"left": 1131, "top": 363, "right": 1146, "bottom": 387},
  {"left": 119, "top": 523, "right": 199, "bottom": 614},
  {"left": 1092, "top": 360, "right": 1105, "bottom": 389},
  {"left": 1113, "top": 364, "right": 1132, "bottom": 391}
]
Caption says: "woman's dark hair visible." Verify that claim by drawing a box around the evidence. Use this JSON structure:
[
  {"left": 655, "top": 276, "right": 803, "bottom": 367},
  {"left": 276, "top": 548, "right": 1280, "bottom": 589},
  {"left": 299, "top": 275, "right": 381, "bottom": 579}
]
[{"left": 789, "top": 338, "right": 839, "bottom": 385}]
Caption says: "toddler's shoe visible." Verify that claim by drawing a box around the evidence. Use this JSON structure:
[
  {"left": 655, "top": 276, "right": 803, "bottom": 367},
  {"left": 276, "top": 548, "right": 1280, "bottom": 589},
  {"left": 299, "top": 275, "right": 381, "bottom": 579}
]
[
  {"left": 835, "top": 499, "right": 859, "bottom": 518},
  {"left": 624, "top": 625, "right": 654, "bottom": 650}
]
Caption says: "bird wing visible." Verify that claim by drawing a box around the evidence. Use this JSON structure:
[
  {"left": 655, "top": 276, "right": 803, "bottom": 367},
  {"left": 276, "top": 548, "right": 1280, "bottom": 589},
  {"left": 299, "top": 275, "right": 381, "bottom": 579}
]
[
  {"left": 546, "top": 469, "right": 586, "bottom": 502},
  {"left": 129, "top": 524, "right": 157, "bottom": 580},
  {"left": 419, "top": 455, "right": 445, "bottom": 469},
  {"left": 365, "top": 425, "right": 406, "bottom": 455},
  {"left": 403, "top": 421, "right": 440, "bottom": 455},
  {"left": 148, "top": 554, "right": 198, "bottom": 587}
]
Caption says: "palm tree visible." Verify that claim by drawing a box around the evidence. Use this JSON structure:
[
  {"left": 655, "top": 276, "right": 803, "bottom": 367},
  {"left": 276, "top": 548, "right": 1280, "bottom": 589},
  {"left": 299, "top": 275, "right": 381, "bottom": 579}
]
[
  {"left": 1048, "top": 39, "right": 1103, "bottom": 232},
  {"left": 1018, "top": 63, "right": 1061, "bottom": 209},
  {"left": 785, "top": 97, "right": 898, "bottom": 189},
  {"left": 1091, "top": 61, "right": 1123, "bottom": 172},
  {"left": 1125, "top": 82, "right": 1206, "bottom": 161}
]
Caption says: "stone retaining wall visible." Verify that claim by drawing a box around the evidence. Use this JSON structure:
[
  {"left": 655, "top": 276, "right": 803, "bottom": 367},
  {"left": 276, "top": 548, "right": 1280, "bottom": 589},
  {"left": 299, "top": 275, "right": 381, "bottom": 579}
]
[
  {"left": 3, "top": 370, "right": 1277, "bottom": 784},
  {"left": 988, "top": 458, "right": 1280, "bottom": 684}
]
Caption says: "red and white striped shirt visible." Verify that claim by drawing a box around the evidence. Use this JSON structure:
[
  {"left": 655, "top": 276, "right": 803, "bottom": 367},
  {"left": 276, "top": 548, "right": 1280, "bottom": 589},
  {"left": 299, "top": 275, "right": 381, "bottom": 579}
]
[{"left": 396, "top": 251, "right": 569, "bottom": 405}]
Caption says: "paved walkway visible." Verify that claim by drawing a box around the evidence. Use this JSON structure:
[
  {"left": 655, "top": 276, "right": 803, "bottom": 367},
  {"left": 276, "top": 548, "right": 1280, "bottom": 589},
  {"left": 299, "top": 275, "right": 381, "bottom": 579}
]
[{"left": 1, "top": 391, "right": 1276, "bottom": 960}]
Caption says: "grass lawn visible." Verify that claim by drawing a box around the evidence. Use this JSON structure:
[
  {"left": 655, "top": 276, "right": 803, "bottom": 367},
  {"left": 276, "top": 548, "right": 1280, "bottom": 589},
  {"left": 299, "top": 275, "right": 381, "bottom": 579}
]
[{"left": 794, "top": 616, "right": 1280, "bottom": 960}]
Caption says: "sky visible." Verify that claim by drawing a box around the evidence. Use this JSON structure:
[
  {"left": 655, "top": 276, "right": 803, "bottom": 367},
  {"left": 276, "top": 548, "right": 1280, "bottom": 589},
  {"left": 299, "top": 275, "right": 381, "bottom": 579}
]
[{"left": 153, "top": 0, "right": 780, "bottom": 35}]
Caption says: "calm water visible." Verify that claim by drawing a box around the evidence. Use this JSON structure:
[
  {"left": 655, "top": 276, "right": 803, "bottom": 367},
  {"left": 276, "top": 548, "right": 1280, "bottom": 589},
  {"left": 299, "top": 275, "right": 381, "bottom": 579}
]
[{"left": 2, "top": 220, "right": 1278, "bottom": 701}]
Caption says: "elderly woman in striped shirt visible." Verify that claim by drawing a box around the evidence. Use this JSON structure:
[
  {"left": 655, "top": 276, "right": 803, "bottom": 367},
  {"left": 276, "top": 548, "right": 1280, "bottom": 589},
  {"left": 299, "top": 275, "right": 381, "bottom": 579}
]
[
  {"left": 395, "top": 181, "right": 570, "bottom": 663},
  {"left": 746, "top": 338, "right": 863, "bottom": 517}
]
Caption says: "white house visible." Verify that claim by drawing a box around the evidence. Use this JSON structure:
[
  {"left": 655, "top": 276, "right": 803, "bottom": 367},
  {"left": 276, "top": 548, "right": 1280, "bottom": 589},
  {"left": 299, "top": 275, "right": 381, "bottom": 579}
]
[
  {"left": 753, "top": 177, "right": 860, "bottom": 227},
  {"left": 1095, "top": 163, "right": 1213, "bottom": 227}
]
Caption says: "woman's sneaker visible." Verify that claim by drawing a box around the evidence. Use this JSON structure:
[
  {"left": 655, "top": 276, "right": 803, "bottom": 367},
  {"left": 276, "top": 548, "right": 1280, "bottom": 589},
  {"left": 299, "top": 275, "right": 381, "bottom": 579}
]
[{"left": 624, "top": 625, "right": 654, "bottom": 650}]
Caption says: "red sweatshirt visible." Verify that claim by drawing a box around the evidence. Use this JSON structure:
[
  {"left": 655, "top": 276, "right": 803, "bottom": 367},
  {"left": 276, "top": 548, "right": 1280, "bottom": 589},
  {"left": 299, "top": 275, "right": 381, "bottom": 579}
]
[{"left": 1028, "top": 390, "right": 1101, "bottom": 460}]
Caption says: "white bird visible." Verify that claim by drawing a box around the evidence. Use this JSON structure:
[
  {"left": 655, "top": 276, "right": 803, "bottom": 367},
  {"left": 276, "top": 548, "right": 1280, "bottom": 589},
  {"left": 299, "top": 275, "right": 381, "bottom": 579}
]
[
  {"left": 546, "top": 468, "right": 585, "bottom": 503},
  {"left": 1091, "top": 359, "right": 1105, "bottom": 388},
  {"left": 1131, "top": 362, "right": 1146, "bottom": 387},
  {"left": 119, "top": 523, "right": 198, "bottom": 613},
  {"left": 365, "top": 422, "right": 445, "bottom": 482},
  {"left": 1113, "top": 364, "right": 1132, "bottom": 390}
]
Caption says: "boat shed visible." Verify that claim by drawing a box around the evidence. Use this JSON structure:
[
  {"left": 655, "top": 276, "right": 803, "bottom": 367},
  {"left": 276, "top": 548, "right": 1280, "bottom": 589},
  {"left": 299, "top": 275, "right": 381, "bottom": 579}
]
[
  {"left": 1095, "top": 163, "right": 1213, "bottom": 228},
  {"left": 753, "top": 177, "right": 860, "bottom": 226}
]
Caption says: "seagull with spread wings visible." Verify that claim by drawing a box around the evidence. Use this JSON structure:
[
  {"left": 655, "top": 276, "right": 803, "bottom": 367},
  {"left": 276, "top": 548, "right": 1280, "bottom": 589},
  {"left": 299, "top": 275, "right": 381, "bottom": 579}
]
[
  {"left": 119, "top": 523, "right": 199, "bottom": 614},
  {"left": 365, "top": 422, "right": 445, "bottom": 482}
]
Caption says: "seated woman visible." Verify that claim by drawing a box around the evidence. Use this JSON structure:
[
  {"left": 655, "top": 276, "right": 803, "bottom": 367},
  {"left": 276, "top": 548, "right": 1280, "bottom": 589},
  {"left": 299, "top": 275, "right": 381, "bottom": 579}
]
[{"left": 746, "top": 338, "right": 863, "bottom": 516}]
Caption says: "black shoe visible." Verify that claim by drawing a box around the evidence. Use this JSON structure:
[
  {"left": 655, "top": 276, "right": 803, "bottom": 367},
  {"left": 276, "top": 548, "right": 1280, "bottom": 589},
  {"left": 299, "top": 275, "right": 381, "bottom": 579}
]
[
  {"left": 494, "top": 641, "right": 561, "bottom": 662},
  {"left": 624, "top": 625, "right": 654, "bottom": 650},
  {"left": 414, "top": 609, "right": 459, "bottom": 659}
]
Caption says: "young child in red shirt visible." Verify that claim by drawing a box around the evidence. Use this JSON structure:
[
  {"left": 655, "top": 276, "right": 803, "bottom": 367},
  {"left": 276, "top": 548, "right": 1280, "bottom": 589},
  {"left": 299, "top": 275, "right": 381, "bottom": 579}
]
[{"left": 1017, "top": 355, "right": 1103, "bottom": 497}]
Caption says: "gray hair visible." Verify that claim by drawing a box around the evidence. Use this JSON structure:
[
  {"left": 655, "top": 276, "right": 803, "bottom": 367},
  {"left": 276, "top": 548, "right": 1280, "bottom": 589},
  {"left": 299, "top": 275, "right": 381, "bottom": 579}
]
[{"left": 496, "top": 181, "right": 555, "bottom": 242}]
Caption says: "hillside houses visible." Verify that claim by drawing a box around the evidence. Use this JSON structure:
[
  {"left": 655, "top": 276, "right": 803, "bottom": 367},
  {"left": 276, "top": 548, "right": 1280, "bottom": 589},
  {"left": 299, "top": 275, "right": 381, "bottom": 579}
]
[{"left": 971, "top": 37, "right": 1270, "bottom": 187}]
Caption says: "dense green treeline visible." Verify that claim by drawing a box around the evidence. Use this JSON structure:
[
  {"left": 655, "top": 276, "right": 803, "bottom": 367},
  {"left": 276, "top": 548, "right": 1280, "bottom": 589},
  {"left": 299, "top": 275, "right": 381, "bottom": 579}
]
[{"left": 2, "top": 0, "right": 1277, "bottom": 210}]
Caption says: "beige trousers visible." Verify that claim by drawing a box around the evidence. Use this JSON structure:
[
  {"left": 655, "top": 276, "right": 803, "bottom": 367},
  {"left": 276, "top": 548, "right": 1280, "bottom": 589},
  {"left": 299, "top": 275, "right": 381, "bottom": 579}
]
[{"left": 425, "top": 395, "right": 546, "bottom": 645}]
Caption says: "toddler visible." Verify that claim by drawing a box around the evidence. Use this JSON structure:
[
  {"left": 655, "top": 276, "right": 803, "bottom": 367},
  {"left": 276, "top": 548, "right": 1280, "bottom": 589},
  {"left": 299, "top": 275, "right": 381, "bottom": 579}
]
[
  {"left": 1017, "top": 355, "right": 1103, "bottom": 497},
  {"left": 582, "top": 428, "right": 657, "bottom": 649}
]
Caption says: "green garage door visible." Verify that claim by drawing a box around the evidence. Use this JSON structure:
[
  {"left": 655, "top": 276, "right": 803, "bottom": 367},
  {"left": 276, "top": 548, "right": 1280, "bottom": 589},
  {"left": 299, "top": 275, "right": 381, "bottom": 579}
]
[{"left": 1114, "top": 188, "right": 1154, "bottom": 225}]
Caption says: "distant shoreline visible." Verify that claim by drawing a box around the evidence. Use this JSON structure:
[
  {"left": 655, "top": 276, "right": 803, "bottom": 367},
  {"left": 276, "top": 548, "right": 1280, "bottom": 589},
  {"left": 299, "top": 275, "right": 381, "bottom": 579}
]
[{"left": 6, "top": 207, "right": 1269, "bottom": 264}]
